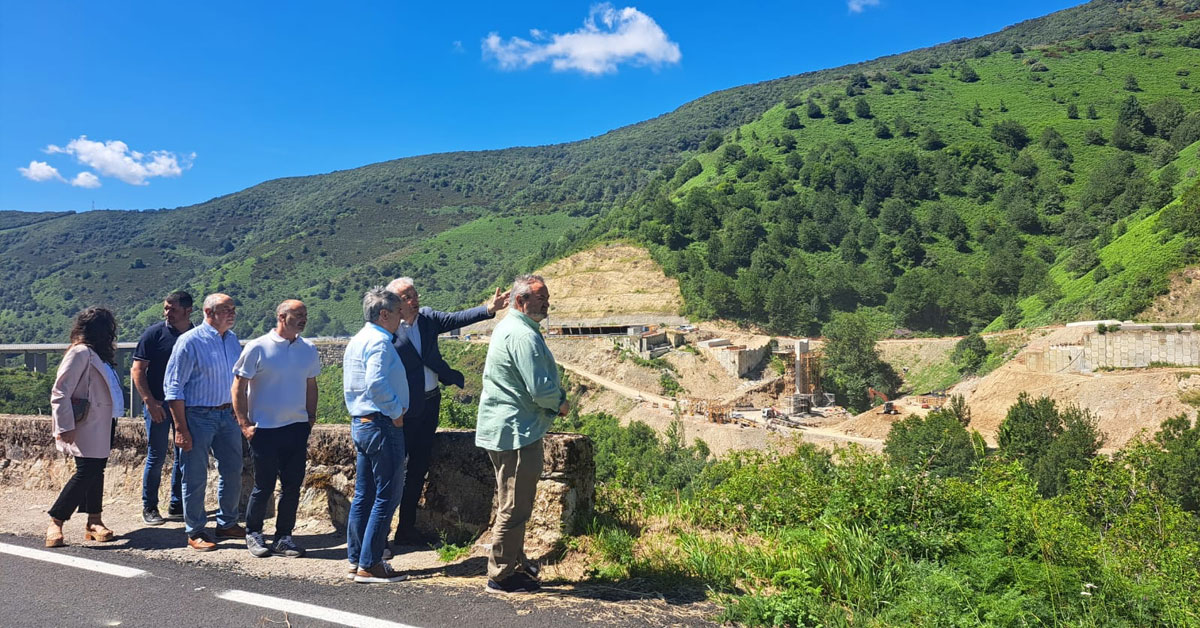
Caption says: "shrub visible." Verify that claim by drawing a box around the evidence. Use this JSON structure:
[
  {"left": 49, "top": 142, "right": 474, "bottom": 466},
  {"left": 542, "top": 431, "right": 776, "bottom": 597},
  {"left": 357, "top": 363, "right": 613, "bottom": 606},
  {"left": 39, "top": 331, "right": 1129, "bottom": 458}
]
[
  {"left": 997, "top": 393, "right": 1104, "bottom": 496},
  {"left": 884, "top": 406, "right": 980, "bottom": 478}
]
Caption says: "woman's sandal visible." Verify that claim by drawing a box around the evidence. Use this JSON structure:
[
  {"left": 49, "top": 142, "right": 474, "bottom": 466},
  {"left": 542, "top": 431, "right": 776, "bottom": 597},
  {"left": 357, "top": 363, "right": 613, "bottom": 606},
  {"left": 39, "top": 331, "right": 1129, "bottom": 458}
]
[
  {"left": 45, "top": 522, "right": 65, "bottom": 548},
  {"left": 84, "top": 523, "right": 115, "bottom": 542}
]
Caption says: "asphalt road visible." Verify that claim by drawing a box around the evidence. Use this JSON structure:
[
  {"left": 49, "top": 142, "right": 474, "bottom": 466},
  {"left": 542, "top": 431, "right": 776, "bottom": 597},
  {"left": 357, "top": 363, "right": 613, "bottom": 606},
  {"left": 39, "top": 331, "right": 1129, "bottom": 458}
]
[{"left": 0, "top": 534, "right": 660, "bottom": 628}]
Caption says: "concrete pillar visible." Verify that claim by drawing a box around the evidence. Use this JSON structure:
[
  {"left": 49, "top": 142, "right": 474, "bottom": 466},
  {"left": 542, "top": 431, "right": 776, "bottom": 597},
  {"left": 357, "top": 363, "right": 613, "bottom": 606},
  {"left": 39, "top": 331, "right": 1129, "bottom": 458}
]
[{"left": 25, "top": 352, "right": 48, "bottom": 373}]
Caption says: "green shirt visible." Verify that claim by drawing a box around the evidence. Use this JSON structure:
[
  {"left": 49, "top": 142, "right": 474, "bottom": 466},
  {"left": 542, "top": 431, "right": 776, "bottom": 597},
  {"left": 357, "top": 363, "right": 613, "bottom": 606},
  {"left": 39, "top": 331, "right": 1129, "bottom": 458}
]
[{"left": 475, "top": 310, "right": 565, "bottom": 451}]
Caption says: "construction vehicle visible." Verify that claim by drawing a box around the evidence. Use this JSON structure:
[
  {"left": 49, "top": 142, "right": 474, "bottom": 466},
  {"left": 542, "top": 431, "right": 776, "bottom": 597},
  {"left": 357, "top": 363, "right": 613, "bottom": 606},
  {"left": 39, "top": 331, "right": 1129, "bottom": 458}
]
[
  {"left": 868, "top": 387, "right": 899, "bottom": 415},
  {"left": 761, "top": 407, "right": 781, "bottom": 420}
]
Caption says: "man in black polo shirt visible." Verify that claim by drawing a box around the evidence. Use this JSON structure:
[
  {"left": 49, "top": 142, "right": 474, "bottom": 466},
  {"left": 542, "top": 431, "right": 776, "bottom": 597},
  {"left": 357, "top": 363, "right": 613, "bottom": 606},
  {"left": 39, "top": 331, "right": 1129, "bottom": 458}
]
[{"left": 132, "top": 290, "right": 195, "bottom": 525}]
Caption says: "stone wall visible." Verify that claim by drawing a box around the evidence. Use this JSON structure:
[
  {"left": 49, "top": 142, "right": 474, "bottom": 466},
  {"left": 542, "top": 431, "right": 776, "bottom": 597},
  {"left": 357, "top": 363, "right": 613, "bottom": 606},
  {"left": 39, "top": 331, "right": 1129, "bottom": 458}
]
[
  {"left": 0, "top": 415, "right": 593, "bottom": 554},
  {"left": 312, "top": 339, "right": 349, "bottom": 368}
]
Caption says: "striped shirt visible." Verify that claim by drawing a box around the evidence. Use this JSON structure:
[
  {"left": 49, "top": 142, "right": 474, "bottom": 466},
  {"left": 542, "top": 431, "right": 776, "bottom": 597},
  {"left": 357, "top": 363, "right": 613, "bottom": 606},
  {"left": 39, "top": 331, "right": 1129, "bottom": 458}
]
[{"left": 163, "top": 321, "right": 242, "bottom": 406}]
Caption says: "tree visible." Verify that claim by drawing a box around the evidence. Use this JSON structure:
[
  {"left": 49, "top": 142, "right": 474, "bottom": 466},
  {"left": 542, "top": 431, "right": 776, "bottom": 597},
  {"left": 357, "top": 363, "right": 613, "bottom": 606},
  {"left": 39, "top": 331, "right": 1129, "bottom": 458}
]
[
  {"left": 1066, "top": 102, "right": 1079, "bottom": 119},
  {"left": 873, "top": 119, "right": 893, "bottom": 139},
  {"left": 1117, "top": 95, "right": 1154, "bottom": 135},
  {"left": 958, "top": 62, "right": 980, "bottom": 83},
  {"left": 702, "top": 132, "right": 723, "bottom": 152},
  {"left": 884, "top": 407, "right": 980, "bottom": 478},
  {"left": 854, "top": 98, "right": 872, "bottom": 119},
  {"left": 990, "top": 119, "right": 1030, "bottom": 150},
  {"left": 831, "top": 106, "right": 851, "bottom": 124},
  {"left": 1111, "top": 122, "right": 1145, "bottom": 152},
  {"left": 1147, "top": 414, "right": 1200, "bottom": 513},
  {"left": 918, "top": 127, "right": 944, "bottom": 151},
  {"left": 998, "top": 394, "right": 1103, "bottom": 496},
  {"left": 822, "top": 310, "right": 902, "bottom": 412},
  {"left": 807, "top": 100, "right": 824, "bottom": 119},
  {"left": 952, "top": 333, "right": 988, "bottom": 374},
  {"left": 1146, "top": 97, "right": 1185, "bottom": 140},
  {"left": 1087, "top": 104, "right": 1099, "bottom": 119},
  {"left": 783, "top": 111, "right": 802, "bottom": 130},
  {"left": 1124, "top": 73, "right": 1140, "bottom": 91}
]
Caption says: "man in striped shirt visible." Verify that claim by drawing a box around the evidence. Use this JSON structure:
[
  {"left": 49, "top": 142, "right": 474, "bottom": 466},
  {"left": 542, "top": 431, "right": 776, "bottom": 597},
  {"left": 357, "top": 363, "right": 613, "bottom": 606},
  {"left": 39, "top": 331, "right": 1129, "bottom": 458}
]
[{"left": 164, "top": 293, "right": 246, "bottom": 551}]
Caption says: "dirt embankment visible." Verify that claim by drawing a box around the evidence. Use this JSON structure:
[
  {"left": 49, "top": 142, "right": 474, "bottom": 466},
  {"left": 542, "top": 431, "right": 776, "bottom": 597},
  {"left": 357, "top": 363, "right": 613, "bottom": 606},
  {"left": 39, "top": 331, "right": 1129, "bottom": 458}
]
[
  {"left": 1142, "top": 266, "right": 1200, "bottom": 322},
  {"left": 863, "top": 326, "right": 1198, "bottom": 450}
]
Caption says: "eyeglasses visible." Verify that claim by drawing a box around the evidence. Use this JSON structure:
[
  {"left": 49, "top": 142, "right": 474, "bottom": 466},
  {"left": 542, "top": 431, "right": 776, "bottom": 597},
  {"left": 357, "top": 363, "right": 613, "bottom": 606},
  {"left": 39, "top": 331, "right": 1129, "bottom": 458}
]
[{"left": 212, "top": 306, "right": 237, "bottom": 315}]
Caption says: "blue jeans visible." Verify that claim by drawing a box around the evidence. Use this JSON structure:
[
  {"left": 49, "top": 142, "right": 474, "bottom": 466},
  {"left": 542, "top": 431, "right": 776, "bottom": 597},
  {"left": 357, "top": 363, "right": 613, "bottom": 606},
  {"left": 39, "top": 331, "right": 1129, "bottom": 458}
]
[
  {"left": 181, "top": 406, "right": 244, "bottom": 536},
  {"left": 346, "top": 414, "right": 406, "bottom": 569},
  {"left": 142, "top": 403, "right": 183, "bottom": 512}
]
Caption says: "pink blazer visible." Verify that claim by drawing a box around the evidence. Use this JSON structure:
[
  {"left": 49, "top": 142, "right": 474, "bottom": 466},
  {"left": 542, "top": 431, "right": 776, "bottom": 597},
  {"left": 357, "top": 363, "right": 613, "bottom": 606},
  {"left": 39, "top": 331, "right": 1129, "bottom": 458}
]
[{"left": 50, "top": 344, "right": 115, "bottom": 458}]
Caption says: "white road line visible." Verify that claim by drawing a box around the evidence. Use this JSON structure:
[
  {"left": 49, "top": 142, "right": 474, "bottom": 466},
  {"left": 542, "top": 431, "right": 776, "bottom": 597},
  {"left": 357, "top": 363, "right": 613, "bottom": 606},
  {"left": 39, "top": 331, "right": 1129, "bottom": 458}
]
[
  {"left": 216, "top": 590, "right": 420, "bottom": 628},
  {"left": 0, "top": 542, "right": 149, "bottom": 578}
]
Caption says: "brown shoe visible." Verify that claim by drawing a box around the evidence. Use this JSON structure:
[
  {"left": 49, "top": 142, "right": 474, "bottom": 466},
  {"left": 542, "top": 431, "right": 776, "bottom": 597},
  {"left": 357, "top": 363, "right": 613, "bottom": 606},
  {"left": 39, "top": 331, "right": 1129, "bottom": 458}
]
[
  {"left": 188, "top": 534, "right": 217, "bottom": 551},
  {"left": 45, "top": 521, "right": 65, "bottom": 548},
  {"left": 215, "top": 524, "right": 246, "bottom": 539},
  {"left": 85, "top": 522, "right": 115, "bottom": 542}
]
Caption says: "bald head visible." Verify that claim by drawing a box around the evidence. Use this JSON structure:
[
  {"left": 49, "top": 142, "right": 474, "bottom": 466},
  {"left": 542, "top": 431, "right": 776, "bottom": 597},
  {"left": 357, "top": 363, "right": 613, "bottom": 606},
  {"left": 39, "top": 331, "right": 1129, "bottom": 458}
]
[{"left": 275, "top": 299, "right": 308, "bottom": 340}]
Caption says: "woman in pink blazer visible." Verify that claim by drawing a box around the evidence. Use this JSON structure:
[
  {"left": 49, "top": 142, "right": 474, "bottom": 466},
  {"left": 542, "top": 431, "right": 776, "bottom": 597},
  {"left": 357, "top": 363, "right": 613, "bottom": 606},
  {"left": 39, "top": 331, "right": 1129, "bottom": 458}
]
[{"left": 46, "top": 307, "right": 124, "bottom": 547}]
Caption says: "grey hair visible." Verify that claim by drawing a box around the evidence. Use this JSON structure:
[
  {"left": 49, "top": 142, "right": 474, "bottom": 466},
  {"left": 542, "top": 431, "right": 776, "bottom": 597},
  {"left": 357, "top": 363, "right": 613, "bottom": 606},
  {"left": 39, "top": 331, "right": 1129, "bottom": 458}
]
[
  {"left": 385, "top": 276, "right": 415, "bottom": 294},
  {"left": 362, "top": 287, "right": 400, "bottom": 323},
  {"left": 511, "top": 274, "right": 545, "bottom": 303},
  {"left": 202, "top": 293, "right": 232, "bottom": 312},
  {"left": 276, "top": 299, "right": 305, "bottom": 317}
]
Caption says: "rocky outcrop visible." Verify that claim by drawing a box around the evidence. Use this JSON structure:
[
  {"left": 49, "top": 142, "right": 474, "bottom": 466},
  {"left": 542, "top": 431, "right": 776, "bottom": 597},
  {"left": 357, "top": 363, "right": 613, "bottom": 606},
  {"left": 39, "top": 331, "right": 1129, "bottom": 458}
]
[{"left": 0, "top": 415, "right": 593, "bottom": 555}]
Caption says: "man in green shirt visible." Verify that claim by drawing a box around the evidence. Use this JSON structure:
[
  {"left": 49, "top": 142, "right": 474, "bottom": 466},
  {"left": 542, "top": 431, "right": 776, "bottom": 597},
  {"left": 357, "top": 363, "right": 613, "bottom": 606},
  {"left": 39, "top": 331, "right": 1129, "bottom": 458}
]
[{"left": 476, "top": 274, "right": 568, "bottom": 594}]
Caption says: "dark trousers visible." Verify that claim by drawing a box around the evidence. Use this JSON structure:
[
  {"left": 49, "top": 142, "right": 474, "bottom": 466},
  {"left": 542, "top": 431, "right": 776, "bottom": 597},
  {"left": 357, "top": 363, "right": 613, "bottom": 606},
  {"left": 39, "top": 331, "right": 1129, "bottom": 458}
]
[
  {"left": 245, "top": 421, "right": 311, "bottom": 537},
  {"left": 394, "top": 389, "right": 440, "bottom": 538},
  {"left": 142, "top": 402, "right": 183, "bottom": 511},
  {"left": 49, "top": 456, "right": 109, "bottom": 521}
]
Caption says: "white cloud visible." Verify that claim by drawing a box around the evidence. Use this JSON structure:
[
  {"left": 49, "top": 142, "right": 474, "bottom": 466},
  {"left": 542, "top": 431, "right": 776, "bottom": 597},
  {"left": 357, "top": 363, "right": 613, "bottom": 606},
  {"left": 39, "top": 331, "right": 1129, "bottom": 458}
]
[
  {"left": 483, "top": 4, "right": 681, "bottom": 75},
  {"left": 45, "top": 135, "right": 194, "bottom": 185},
  {"left": 71, "top": 171, "right": 101, "bottom": 188},
  {"left": 18, "top": 160, "right": 65, "bottom": 182},
  {"left": 848, "top": 0, "right": 881, "bottom": 13}
]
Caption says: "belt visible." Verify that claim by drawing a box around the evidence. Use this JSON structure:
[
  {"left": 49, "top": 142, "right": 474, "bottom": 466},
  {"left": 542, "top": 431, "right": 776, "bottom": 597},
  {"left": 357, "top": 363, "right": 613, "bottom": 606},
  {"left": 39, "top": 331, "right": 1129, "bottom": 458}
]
[
  {"left": 424, "top": 389, "right": 440, "bottom": 399},
  {"left": 354, "top": 412, "right": 385, "bottom": 420},
  {"left": 190, "top": 403, "right": 232, "bottom": 410}
]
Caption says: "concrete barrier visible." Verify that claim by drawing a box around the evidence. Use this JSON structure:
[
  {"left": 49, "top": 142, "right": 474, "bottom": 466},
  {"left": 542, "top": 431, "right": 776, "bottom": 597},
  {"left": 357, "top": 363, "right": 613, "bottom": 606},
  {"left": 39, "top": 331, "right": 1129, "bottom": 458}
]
[{"left": 0, "top": 415, "right": 594, "bottom": 555}]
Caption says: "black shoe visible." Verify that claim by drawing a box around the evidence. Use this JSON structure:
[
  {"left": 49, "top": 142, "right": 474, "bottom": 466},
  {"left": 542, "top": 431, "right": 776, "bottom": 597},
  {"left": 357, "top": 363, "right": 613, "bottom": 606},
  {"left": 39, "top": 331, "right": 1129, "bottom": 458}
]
[
  {"left": 486, "top": 572, "right": 542, "bottom": 594},
  {"left": 518, "top": 559, "right": 541, "bottom": 580},
  {"left": 165, "top": 505, "right": 184, "bottom": 521},
  {"left": 392, "top": 528, "right": 428, "bottom": 546},
  {"left": 142, "top": 508, "right": 165, "bottom": 526}
]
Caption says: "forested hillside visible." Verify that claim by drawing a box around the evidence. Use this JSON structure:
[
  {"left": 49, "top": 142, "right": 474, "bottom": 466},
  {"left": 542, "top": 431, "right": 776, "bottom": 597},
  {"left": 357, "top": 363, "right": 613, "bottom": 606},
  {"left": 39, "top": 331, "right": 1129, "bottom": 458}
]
[
  {"left": 2, "top": 0, "right": 1198, "bottom": 342},
  {"left": 567, "top": 2, "right": 1200, "bottom": 335}
]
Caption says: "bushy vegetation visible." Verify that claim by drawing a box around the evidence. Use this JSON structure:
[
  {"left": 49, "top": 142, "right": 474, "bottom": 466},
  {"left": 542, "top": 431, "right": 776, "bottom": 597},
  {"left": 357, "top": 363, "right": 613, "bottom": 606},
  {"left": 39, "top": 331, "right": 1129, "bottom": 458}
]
[
  {"left": 564, "top": 396, "right": 1200, "bottom": 626},
  {"left": 0, "top": 368, "right": 52, "bottom": 415}
]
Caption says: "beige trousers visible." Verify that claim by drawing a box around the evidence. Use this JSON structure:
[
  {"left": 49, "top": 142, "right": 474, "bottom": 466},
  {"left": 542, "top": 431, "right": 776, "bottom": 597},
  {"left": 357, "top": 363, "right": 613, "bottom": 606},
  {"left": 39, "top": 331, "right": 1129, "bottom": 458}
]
[{"left": 486, "top": 438, "right": 544, "bottom": 580}]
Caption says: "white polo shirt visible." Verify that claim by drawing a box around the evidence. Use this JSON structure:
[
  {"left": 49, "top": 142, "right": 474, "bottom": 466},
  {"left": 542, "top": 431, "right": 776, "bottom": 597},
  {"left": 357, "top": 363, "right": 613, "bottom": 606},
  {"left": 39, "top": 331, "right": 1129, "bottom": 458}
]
[{"left": 233, "top": 331, "right": 321, "bottom": 429}]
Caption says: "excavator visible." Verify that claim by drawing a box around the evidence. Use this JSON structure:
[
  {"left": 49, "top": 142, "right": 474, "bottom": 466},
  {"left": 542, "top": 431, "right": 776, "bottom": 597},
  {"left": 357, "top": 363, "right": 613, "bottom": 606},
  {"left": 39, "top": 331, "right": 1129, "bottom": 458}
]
[{"left": 868, "top": 388, "right": 899, "bottom": 414}]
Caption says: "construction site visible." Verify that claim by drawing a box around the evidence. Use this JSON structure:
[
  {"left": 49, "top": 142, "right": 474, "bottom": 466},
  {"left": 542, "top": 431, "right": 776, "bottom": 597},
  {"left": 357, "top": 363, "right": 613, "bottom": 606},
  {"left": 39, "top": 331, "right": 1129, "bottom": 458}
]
[{"left": 451, "top": 243, "right": 1200, "bottom": 456}]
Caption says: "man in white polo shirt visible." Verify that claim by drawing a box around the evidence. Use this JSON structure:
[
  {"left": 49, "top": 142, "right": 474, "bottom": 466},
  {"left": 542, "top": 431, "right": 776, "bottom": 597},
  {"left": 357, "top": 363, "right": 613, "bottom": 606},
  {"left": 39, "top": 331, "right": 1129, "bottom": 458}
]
[{"left": 232, "top": 299, "right": 322, "bottom": 558}]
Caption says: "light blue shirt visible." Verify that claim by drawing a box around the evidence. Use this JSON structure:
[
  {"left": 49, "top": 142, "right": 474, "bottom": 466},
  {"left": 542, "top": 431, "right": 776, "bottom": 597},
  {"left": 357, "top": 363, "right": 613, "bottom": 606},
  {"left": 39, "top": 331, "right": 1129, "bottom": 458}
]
[
  {"left": 163, "top": 321, "right": 242, "bottom": 406},
  {"left": 343, "top": 322, "right": 409, "bottom": 419},
  {"left": 103, "top": 363, "right": 125, "bottom": 418},
  {"left": 475, "top": 310, "right": 565, "bottom": 451}
]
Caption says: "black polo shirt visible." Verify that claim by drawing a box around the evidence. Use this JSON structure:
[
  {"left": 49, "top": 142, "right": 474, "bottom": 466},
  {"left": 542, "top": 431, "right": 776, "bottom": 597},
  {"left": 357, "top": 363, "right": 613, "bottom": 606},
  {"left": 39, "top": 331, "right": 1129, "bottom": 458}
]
[{"left": 133, "top": 320, "right": 193, "bottom": 401}]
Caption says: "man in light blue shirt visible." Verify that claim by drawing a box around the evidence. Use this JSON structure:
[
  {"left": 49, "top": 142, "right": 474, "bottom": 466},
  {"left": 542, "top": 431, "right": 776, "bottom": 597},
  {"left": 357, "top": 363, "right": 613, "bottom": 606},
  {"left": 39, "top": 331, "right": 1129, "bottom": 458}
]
[
  {"left": 343, "top": 287, "right": 409, "bottom": 583},
  {"left": 476, "top": 275, "right": 568, "bottom": 594},
  {"left": 163, "top": 293, "right": 245, "bottom": 551}
]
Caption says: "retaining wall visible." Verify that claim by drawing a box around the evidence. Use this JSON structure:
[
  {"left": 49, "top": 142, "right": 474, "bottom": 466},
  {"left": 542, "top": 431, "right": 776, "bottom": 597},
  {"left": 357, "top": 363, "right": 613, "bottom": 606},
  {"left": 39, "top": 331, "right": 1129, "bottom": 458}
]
[
  {"left": 1023, "top": 327, "right": 1200, "bottom": 373},
  {"left": 0, "top": 415, "right": 593, "bottom": 554}
]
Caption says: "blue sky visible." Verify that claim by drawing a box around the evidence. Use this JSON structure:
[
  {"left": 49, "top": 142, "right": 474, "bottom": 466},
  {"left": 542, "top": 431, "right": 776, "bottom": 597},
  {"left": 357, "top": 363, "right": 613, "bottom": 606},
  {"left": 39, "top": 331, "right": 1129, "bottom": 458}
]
[{"left": 0, "top": 0, "right": 1082, "bottom": 213}]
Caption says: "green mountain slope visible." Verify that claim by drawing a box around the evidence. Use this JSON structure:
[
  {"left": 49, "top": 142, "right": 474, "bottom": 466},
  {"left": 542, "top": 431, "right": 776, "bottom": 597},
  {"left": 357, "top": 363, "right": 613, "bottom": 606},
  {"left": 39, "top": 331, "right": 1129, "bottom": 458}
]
[
  {"left": 1, "top": 0, "right": 1196, "bottom": 342},
  {"left": 568, "top": 0, "right": 1200, "bottom": 335}
]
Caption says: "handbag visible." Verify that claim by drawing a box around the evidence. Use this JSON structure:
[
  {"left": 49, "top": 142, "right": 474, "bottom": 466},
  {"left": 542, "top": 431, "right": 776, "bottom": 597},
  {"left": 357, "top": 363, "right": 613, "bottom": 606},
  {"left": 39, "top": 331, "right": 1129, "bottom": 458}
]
[{"left": 69, "top": 347, "right": 94, "bottom": 424}]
